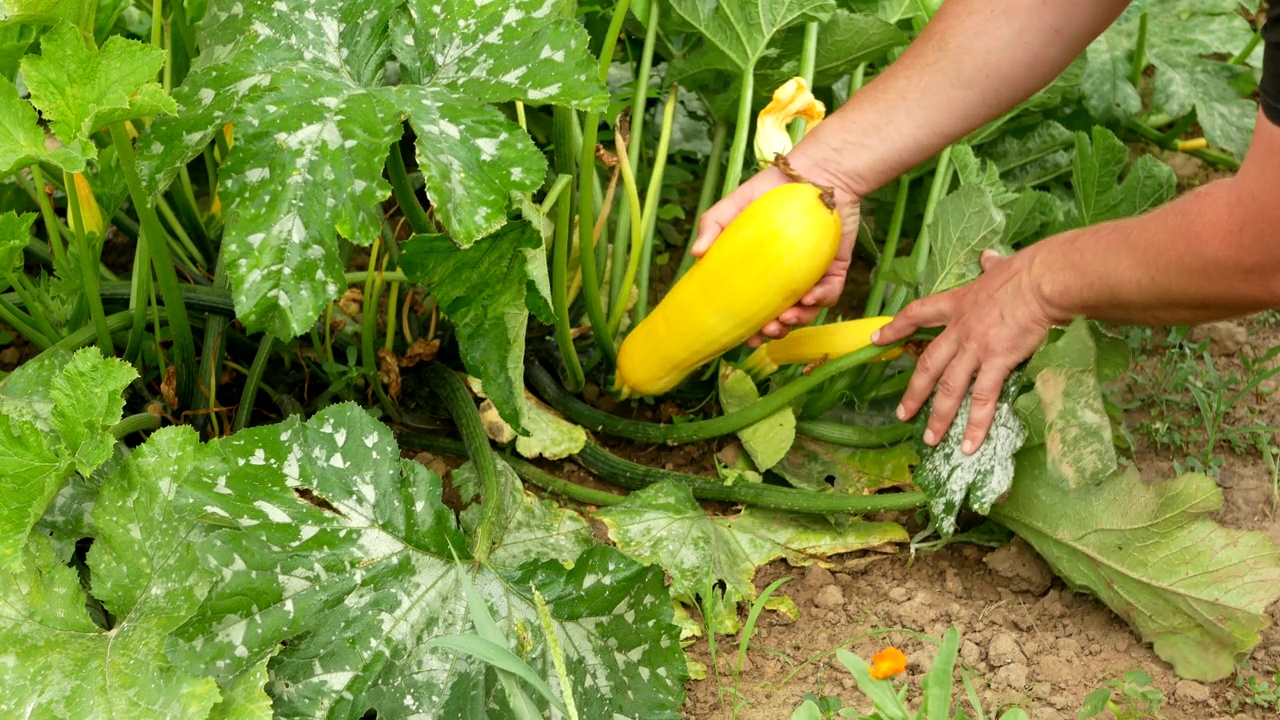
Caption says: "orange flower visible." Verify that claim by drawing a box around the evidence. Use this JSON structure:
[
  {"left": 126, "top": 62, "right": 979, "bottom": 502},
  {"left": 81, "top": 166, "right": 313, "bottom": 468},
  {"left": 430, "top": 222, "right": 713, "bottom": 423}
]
[{"left": 868, "top": 647, "right": 907, "bottom": 680}]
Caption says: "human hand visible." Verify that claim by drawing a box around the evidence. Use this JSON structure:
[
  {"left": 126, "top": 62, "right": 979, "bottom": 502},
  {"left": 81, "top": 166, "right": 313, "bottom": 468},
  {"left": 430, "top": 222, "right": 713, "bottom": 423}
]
[
  {"left": 872, "top": 247, "right": 1064, "bottom": 454},
  {"left": 690, "top": 161, "right": 862, "bottom": 347}
]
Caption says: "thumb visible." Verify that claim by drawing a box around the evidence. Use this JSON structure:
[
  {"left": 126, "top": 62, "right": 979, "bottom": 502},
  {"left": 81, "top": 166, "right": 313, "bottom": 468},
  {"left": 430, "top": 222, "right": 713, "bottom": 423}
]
[{"left": 980, "top": 248, "right": 1006, "bottom": 273}]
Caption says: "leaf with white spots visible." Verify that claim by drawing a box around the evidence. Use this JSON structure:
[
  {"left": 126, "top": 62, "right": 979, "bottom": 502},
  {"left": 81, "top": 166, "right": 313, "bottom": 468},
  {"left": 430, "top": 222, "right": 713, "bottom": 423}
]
[
  {"left": 136, "top": 0, "right": 403, "bottom": 338},
  {"left": 596, "top": 482, "right": 908, "bottom": 634},
  {"left": 171, "top": 403, "right": 687, "bottom": 718},
  {"left": 0, "top": 347, "right": 136, "bottom": 569},
  {"left": 399, "top": 224, "right": 553, "bottom": 432},
  {"left": 0, "top": 426, "right": 222, "bottom": 719}
]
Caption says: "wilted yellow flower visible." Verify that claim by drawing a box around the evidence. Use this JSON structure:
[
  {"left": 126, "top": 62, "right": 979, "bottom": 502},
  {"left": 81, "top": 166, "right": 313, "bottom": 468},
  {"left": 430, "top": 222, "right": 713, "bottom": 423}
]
[
  {"left": 868, "top": 646, "right": 907, "bottom": 680},
  {"left": 68, "top": 172, "right": 103, "bottom": 238},
  {"left": 754, "top": 77, "right": 825, "bottom": 167}
]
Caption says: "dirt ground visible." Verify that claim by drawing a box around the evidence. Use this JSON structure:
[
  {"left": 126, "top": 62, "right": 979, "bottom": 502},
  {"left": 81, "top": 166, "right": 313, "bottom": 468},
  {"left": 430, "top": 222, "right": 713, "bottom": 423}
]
[{"left": 678, "top": 316, "right": 1280, "bottom": 720}]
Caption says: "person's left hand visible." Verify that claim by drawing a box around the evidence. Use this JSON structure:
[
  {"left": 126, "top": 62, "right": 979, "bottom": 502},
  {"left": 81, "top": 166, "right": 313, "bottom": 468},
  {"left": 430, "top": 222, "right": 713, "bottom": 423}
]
[{"left": 871, "top": 247, "right": 1065, "bottom": 454}]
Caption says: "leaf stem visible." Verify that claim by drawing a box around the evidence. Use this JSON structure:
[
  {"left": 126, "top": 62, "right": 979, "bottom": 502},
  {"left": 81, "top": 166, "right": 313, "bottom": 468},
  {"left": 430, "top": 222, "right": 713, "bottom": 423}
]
[
  {"left": 606, "top": 118, "right": 646, "bottom": 334},
  {"left": 0, "top": 295, "right": 52, "bottom": 349},
  {"left": 789, "top": 21, "right": 820, "bottom": 143},
  {"left": 387, "top": 144, "right": 432, "bottom": 235},
  {"left": 110, "top": 122, "right": 197, "bottom": 407},
  {"left": 552, "top": 179, "right": 586, "bottom": 392},
  {"left": 234, "top": 334, "right": 275, "bottom": 432},
  {"left": 1124, "top": 117, "right": 1239, "bottom": 169},
  {"left": 1229, "top": 30, "right": 1263, "bottom": 65},
  {"left": 675, "top": 121, "right": 728, "bottom": 279},
  {"left": 424, "top": 362, "right": 504, "bottom": 562},
  {"left": 1128, "top": 11, "right": 1148, "bottom": 87},
  {"left": 632, "top": 84, "right": 679, "bottom": 324},
  {"left": 538, "top": 173, "right": 573, "bottom": 217},
  {"left": 721, "top": 64, "right": 756, "bottom": 196},
  {"left": 26, "top": 167, "right": 66, "bottom": 269},
  {"left": 110, "top": 412, "right": 160, "bottom": 440},
  {"left": 63, "top": 171, "right": 114, "bottom": 355}
]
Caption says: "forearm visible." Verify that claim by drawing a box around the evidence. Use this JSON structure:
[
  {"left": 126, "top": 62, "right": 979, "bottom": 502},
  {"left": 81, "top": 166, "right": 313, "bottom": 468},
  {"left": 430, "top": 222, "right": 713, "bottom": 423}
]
[
  {"left": 1035, "top": 114, "right": 1280, "bottom": 326},
  {"left": 791, "top": 0, "right": 1131, "bottom": 196}
]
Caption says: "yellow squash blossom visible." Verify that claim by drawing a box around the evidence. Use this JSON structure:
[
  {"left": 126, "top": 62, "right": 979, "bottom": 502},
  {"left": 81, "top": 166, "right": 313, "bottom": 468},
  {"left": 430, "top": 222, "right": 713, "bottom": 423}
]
[
  {"left": 753, "top": 77, "right": 825, "bottom": 167},
  {"left": 868, "top": 646, "right": 908, "bottom": 680},
  {"left": 68, "top": 172, "right": 103, "bottom": 239}
]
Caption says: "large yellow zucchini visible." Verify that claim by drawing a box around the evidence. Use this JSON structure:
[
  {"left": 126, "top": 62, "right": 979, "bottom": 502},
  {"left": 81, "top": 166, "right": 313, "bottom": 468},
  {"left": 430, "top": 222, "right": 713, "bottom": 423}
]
[
  {"left": 741, "top": 316, "right": 903, "bottom": 380},
  {"left": 615, "top": 181, "right": 841, "bottom": 398}
]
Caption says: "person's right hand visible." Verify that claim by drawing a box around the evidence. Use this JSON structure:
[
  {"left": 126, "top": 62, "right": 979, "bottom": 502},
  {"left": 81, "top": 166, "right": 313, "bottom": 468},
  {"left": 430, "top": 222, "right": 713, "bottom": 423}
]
[{"left": 690, "top": 159, "right": 863, "bottom": 347}]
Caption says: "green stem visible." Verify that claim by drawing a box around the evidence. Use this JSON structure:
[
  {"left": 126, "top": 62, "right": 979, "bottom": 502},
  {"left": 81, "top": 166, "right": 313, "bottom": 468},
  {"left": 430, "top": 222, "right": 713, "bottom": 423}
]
[
  {"left": 887, "top": 146, "right": 953, "bottom": 315},
  {"left": 111, "top": 123, "right": 198, "bottom": 407},
  {"left": 1125, "top": 118, "right": 1239, "bottom": 169},
  {"left": 362, "top": 239, "right": 399, "bottom": 422},
  {"left": 721, "top": 64, "right": 756, "bottom": 196},
  {"left": 1229, "top": 30, "right": 1263, "bottom": 65},
  {"left": 789, "top": 21, "right": 820, "bottom": 143},
  {"left": 865, "top": 176, "right": 910, "bottom": 317},
  {"left": 527, "top": 337, "right": 914, "bottom": 445},
  {"left": 1129, "top": 12, "right": 1148, "bottom": 87},
  {"left": 552, "top": 181, "right": 586, "bottom": 392},
  {"left": 387, "top": 145, "right": 432, "bottom": 235},
  {"left": 10, "top": 274, "right": 59, "bottom": 342},
  {"left": 675, "top": 121, "right": 728, "bottom": 279},
  {"left": 234, "top": 334, "right": 275, "bottom": 432},
  {"left": 538, "top": 174, "right": 574, "bottom": 217},
  {"left": 194, "top": 257, "right": 229, "bottom": 434},
  {"left": 344, "top": 269, "right": 408, "bottom": 285},
  {"left": 424, "top": 363, "right": 504, "bottom": 562},
  {"left": 0, "top": 295, "right": 52, "bottom": 350},
  {"left": 633, "top": 85, "right": 679, "bottom": 324},
  {"left": 24, "top": 168, "right": 66, "bottom": 269},
  {"left": 398, "top": 432, "right": 625, "bottom": 507},
  {"left": 606, "top": 117, "right": 646, "bottom": 334},
  {"left": 795, "top": 420, "right": 914, "bottom": 447},
  {"left": 172, "top": 168, "right": 214, "bottom": 262},
  {"left": 52, "top": 308, "right": 158, "bottom": 355},
  {"left": 64, "top": 171, "right": 114, "bottom": 355},
  {"left": 157, "top": 196, "right": 204, "bottom": 267},
  {"left": 110, "top": 412, "right": 160, "bottom": 440},
  {"left": 1157, "top": 113, "right": 1196, "bottom": 145},
  {"left": 575, "top": 0, "right": 630, "bottom": 363}
]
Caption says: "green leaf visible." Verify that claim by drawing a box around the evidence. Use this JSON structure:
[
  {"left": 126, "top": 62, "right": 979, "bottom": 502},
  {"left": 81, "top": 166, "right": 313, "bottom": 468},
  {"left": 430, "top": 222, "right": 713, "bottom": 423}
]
[
  {"left": 1022, "top": 318, "right": 1117, "bottom": 489},
  {"left": 772, "top": 436, "right": 916, "bottom": 494},
  {"left": 770, "top": 8, "right": 906, "bottom": 86},
  {"left": 21, "top": 22, "right": 174, "bottom": 153},
  {"left": 0, "top": 426, "right": 222, "bottom": 718},
  {"left": 0, "top": 347, "right": 135, "bottom": 568},
  {"left": 1002, "top": 189, "right": 1062, "bottom": 247},
  {"left": 174, "top": 403, "right": 687, "bottom": 718},
  {"left": 913, "top": 377, "right": 1027, "bottom": 536},
  {"left": 667, "top": 0, "right": 836, "bottom": 74},
  {"left": 471, "top": 379, "right": 588, "bottom": 459},
  {"left": 982, "top": 120, "right": 1074, "bottom": 191},
  {"left": 951, "top": 144, "right": 1018, "bottom": 208},
  {"left": 1150, "top": 54, "right": 1255, "bottom": 160},
  {"left": 1081, "top": 24, "right": 1142, "bottom": 124},
  {"left": 454, "top": 455, "right": 595, "bottom": 571},
  {"left": 918, "top": 184, "right": 1008, "bottom": 296},
  {"left": 1071, "top": 126, "right": 1176, "bottom": 227},
  {"left": 0, "top": 25, "right": 34, "bottom": 81},
  {"left": 0, "top": 78, "right": 87, "bottom": 174},
  {"left": 400, "top": 225, "right": 549, "bottom": 432},
  {"left": 208, "top": 650, "right": 276, "bottom": 720},
  {"left": 719, "top": 363, "right": 795, "bottom": 471},
  {"left": 991, "top": 449, "right": 1280, "bottom": 682},
  {"left": 0, "top": 210, "right": 36, "bottom": 286},
  {"left": 597, "top": 481, "right": 907, "bottom": 633}
]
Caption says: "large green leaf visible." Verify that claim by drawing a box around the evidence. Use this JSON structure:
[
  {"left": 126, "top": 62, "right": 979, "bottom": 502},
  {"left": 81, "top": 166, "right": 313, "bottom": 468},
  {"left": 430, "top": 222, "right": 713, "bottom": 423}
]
[
  {"left": 772, "top": 437, "right": 916, "bottom": 494},
  {"left": 597, "top": 481, "right": 907, "bottom": 633},
  {"left": 992, "top": 448, "right": 1280, "bottom": 682},
  {"left": 453, "top": 455, "right": 595, "bottom": 571},
  {"left": 0, "top": 78, "right": 86, "bottom": 174},
  {"left": 917, "top": 184, "right": 1008, "bottom": 296},
  {"left": 173, "top": 403, "right": 686, "bottom": 718},
  {"left": 766, "top": 8, "right": 906, "bottom": 86},
  {"left": 667, "top": 0, "right": 835, "bottom": 75},
  {"left": 719, "top": 363, "right": 794, "bottom": 471},
  {"left": 0, "top": 347, "right": 134, "bottom": 568},
  {"left": 1081, "top": 24, "right": 1142, "bottom": 124},
  {"left": 1071, "top": 126, "right": 1175, "bottom": 227},
  {"left": 0, "top": 427, "right": 222, "bottom": 719},
  {"left": 399, "top": 224, "right": 552, "bottom": 432},
  {"left": 913, "top": 377, "right": 1027, "bottom": 536},
  {"left": 21, "top": 22, "right": 174, "bottom": 154}
]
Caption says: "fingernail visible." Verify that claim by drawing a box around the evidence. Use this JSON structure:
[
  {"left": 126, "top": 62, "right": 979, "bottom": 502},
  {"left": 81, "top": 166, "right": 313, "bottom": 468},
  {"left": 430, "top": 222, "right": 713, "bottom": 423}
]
[
  {"left": 961, "top": 439, "right": 974, "bottom": 454},
  {"left": 895, "top": 404, "right": 906, "bottom": 421},
  {"left": 923, "top": 429, "right": 936, "bottom": 445},
  {"left": 871, "top": 330, "right": 880, "bottom": 342}
]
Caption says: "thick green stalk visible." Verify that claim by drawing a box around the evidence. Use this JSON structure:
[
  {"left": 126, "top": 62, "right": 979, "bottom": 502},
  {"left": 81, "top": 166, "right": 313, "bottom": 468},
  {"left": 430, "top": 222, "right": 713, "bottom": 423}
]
[
  {"left": 886, "top": 146, "right": 954, "bottom": 315},
  {"left": 721, "top": 65, "right": 756, "bottom": 196},
  {"left": 0, "top": 296, "right": 52, "bottom": 349},
  {"left": 194, "top": 258, "right": 229, "bottom": 434},
  {"left": 425, "top": 363, "right": 504, "bottom": 562},
  {"left": 64, "top": 171, "right": 114, "bottom": 355},
  {"left": 110, "top": 123, "right": 197, "bottom": 407},
  {"left": 575, "top": 0, "right": 631, "bottom": 362},
  {"left": 864, "top": 175, "right": 910, "bottom": 316},
  {"left": 53, "top": 308, "right": 155, "bottom": 354},
  {"left": 1230, "top": 30, "right": 1263, "bottom": 65},
  {"left": 606, "top": 120, "right": 646, "bottom": 333},
  {"left": 234, "top": 335, "right": 275, "bottom": 432},
  {"left": 387, "top": 146, "right": 432, "bottom": 235},
  {"left": 397, "top": 433, "right": 625, "bottom": 507},
  {"left": 632, "top": 85, "right": 679, "bottom": 323},
  {"left": 527, "top": 337, "right": 912, "bottom": 445},
  {"left": 552, "top": 183, "right": 586, "bottom": 392},
  {"left": 344, "top": 269, "right": 407, "bottom": 285},
  {"left": 609, "top": 0, "right": 661, "bottom": 300},
  {"left": 675, "top": 121, "right": 728, "bottom": 279},
  {"left": 538, "top": 173, "right": 574, "bottom": 217},
  {"left": 1128, "top": 12, "right": 1148, "bottom": 87},
  {"left": 110, "top": 412, "right": 160, "bottom": 440},
  {"left": 26, "top": 167, "right": 66, "bottom": 269},
  {"left": 789, "top": 21, "right": 820, "bottom": 143},
  {"left": 362, "top": 240, "right": 399, "bottom": 422},
  {"left": 795, "top": 420, "right": 914, "bottom": 447}
]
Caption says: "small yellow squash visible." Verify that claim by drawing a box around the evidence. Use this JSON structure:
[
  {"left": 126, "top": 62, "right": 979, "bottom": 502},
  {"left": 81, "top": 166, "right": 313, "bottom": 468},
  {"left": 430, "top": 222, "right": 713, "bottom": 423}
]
[
  {"left": 741, "top": 316, "right": 903, "bottom": 380},
  {"left": 614, "top": 181, "right": 841, "bottom": 398}
]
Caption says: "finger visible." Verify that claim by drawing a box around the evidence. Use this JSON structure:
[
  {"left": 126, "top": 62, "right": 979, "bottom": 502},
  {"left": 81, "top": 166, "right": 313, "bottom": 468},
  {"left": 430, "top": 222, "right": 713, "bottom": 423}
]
[
  {"left": 874, "top": 292, "right": 956, "bottom": 345},
  {"left": 760, "top": 319, "right": 792, "bottom": 339},
  {"left": 923, "top": 350, "right": 982, "bottom": 447},
  {"left": 778, "top": 303, "right": 822, "bottom": 327},
  {"left": 801, "top": 272, "right": 847, "bottom": 308},
  {"left": 895, "top": 330, "right": 960, "bottom": 422},
  {"left": 959, "top": 360, "right": 1015, "bottom": 454},
  {"left": 979, "top": 249, "right": 1006, "bottom": 273}
]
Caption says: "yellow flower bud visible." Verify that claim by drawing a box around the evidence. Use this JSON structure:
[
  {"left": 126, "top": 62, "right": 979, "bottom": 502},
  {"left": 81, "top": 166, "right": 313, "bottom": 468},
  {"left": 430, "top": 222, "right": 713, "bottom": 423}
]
[
  {"left": 753, "top": 77, "right": 825, "bottom": 167},
  {"left": 69, "top": 172, "right": 103, "bottom": 239}
]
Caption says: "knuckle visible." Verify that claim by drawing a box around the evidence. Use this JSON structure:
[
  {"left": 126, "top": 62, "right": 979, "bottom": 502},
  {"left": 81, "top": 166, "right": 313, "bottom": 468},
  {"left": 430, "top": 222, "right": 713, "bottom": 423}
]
[{"left": 935, "top": 374, "right": 962, "bottom": 397}]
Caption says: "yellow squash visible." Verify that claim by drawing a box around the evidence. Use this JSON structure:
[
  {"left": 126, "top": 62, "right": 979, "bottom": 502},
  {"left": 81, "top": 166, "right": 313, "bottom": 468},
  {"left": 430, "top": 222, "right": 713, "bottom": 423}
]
[
  {"left": 741, "top": 316, "right": 903, "bottom": 380},
  {"left": 615, "top": 181, "right": 841, "bottom": 398}
]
